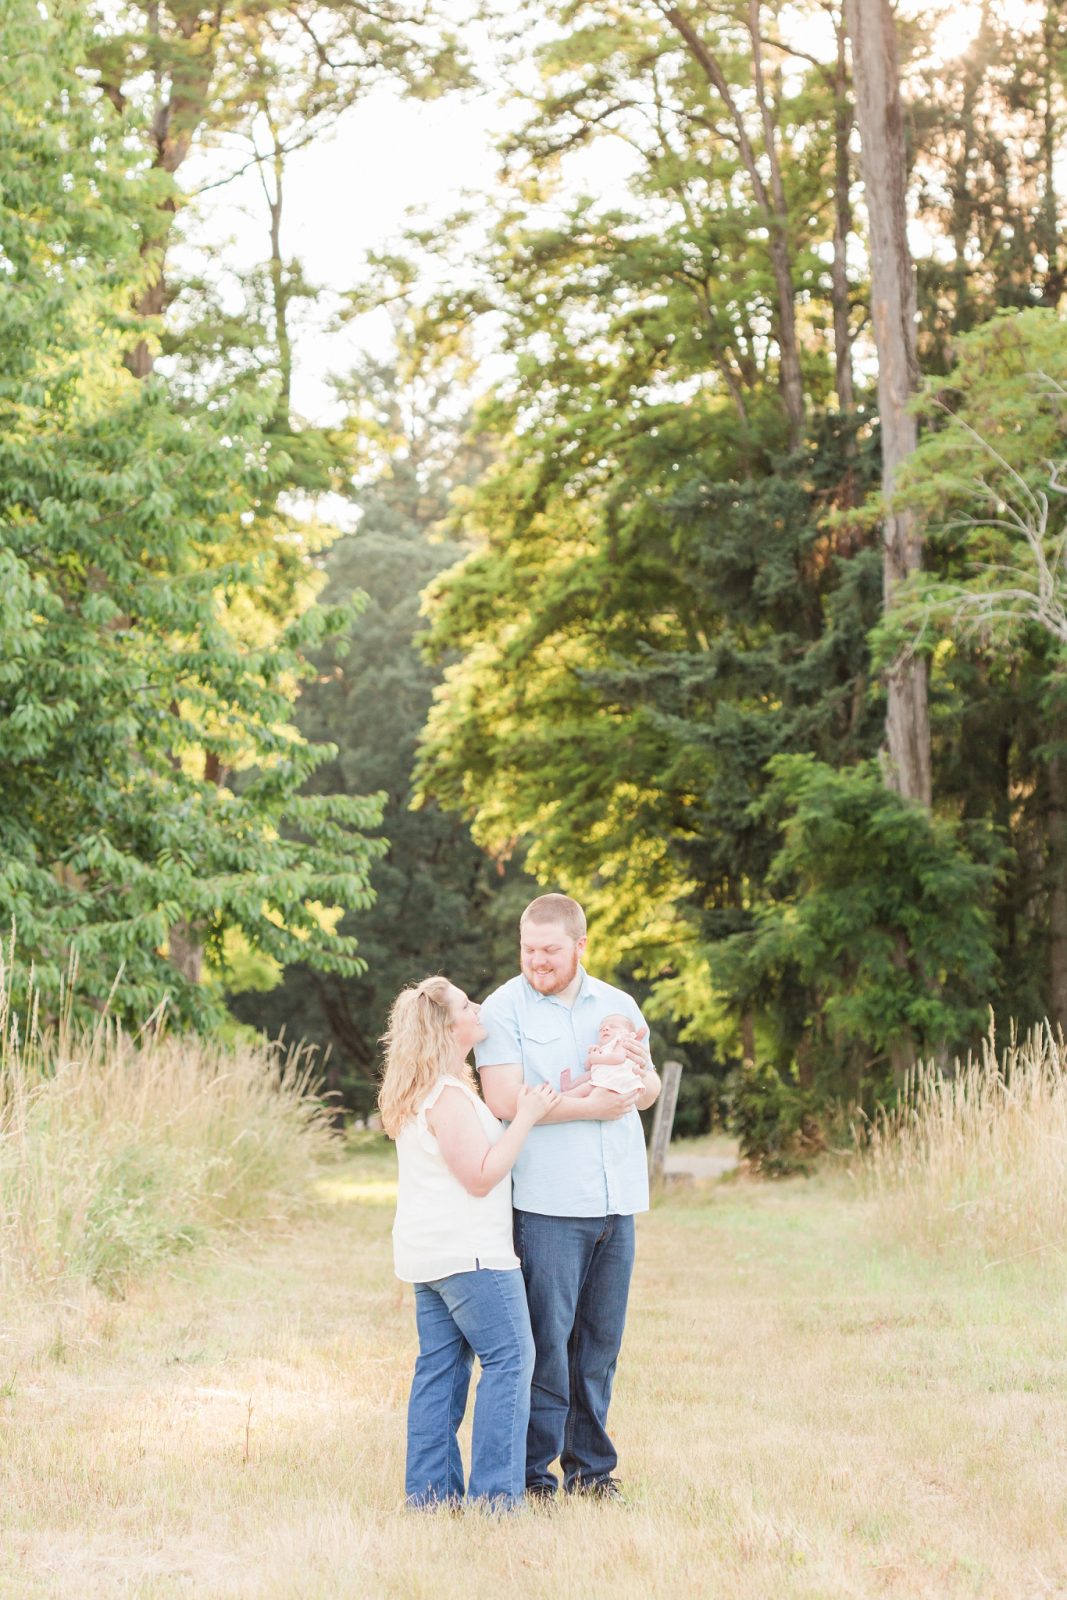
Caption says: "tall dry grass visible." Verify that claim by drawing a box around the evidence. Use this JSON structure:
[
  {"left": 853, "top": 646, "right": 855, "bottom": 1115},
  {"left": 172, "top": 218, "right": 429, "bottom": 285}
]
[
  {"left": 864, "top": 1021, "right": 1067, "bottom": 1263},
  {"left": 0, "top": 950, "right": 333, "bottom": 1296}
]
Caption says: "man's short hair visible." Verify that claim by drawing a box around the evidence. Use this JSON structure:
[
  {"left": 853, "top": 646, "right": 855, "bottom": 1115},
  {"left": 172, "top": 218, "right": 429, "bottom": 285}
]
[{"left": 520, "top": 893, "right": 587, "bottom": 941}]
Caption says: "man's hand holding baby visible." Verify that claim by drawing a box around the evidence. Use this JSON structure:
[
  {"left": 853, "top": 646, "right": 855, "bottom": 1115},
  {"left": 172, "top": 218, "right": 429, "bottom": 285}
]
[
  {"left": 578, "top": 1085, "right": 642, "bottom": 1119},
  {"left": 614, "top": 1022, "right": 659, "bottom": 1111},
  {"left": 619, "top": 1023, "right": 652, "bottom": 1077}
]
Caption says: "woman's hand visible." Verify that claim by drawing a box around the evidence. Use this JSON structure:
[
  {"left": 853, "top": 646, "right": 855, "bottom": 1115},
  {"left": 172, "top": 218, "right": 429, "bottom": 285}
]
[{"left": 512, "top": 1082, "right": 560, "bottom": 1127}]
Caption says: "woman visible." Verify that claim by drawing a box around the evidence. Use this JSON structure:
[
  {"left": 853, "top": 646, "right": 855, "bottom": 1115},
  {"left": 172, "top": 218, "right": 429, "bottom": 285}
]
[{"left": 379, "top": 975, "right": 558, "bottom": 1510}]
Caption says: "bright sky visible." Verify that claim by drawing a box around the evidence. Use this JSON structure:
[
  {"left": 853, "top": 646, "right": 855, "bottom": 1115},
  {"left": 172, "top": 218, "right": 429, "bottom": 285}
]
[
  {"left": 173, "top": 0, "right": 1043, "bottom": 427},
  {"left": 176, "top": 88, "right": 513, "bottom": 422}
]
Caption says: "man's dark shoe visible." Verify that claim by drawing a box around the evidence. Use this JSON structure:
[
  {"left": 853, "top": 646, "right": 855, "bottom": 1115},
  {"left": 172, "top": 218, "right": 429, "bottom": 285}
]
[
  {"left": 571, "top": 1475, "right": 625, "bottom": 1502},
  {"left": 524, "top": 1482, "right": 558, "bottom": 1506}
]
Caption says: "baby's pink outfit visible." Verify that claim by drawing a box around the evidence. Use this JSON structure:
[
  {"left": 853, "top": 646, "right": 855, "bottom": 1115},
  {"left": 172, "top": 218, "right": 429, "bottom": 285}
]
[
  {"left": 590, "top": 1061, "right": 644, "bottom": 1094},
  {"left": 587, "top": 1038, "right": 643, "bottom": 1094}
]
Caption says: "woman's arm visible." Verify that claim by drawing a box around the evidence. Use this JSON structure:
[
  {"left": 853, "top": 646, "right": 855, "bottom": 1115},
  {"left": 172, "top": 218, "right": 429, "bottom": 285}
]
[
  {"left": 426, "top": 1084, "right": 558, "bottom": 1198},
  {"left": 480, "top": 1063, "right": 639, "bottom": 1123}
]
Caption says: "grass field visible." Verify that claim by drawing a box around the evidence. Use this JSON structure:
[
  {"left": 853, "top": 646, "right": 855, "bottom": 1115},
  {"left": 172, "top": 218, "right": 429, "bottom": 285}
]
[{"left": 3, "top": 1133, "right": 1066, "bottom": 1600}]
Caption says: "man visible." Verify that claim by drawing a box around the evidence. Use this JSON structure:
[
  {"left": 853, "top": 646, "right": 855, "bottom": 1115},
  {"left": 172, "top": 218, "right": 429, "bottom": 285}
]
[{"left": 475, "top": 893, "right": 661, "bottom": 1501}]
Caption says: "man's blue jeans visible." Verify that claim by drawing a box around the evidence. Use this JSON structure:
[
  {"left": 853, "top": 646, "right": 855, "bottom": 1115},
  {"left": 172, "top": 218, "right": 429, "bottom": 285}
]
[
  {"left": 513, "top": 1208, "right": 636, "bottom": 1493},
  {"left": 405, "top": 1267, "right": 535, "bottom": 1510}
]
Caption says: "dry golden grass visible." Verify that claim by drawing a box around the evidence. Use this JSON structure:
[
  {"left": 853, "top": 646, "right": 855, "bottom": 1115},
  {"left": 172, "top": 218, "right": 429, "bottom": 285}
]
[
  {"left": 3, "top": 1139, "right": 1067, "bottom": 1599},
  {"left": 864, "top": 1022, "right": 1067, "bottom": 1265},
  {"left": 0, "top": 961, "right": 332, "bottom": 1296}
]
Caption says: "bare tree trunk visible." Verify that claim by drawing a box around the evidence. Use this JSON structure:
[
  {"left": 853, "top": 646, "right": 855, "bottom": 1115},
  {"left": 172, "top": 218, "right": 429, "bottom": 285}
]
[
  {"left": 946, "top": 6, "right": 983, "bottom": 328},
  {"left": 123, "top": 221, "right": 173, "bottom": 378},
  {"left": 831, "top": 18, "right": 855, "bottom": 412},
  {"left": 845, "top": 0, "right": 932, "bottom": 809},
  {"left": 109, "top": 4, "right": 222, "bottom": 379},
  {"left": 1047, "top": 748, "right": 1067, "bottom": 1031},
  {"left": 258, "top": 113, "right": 293, "bottom": 430},
  {"left": 169, "top": 921, "right": 204, "bottom": 986},
  {"left": 1038, "top": 2, "right": 1064, "bottom": 307},
  {"left": 746, "top": 0, "right": 806, "bottom": 445}
]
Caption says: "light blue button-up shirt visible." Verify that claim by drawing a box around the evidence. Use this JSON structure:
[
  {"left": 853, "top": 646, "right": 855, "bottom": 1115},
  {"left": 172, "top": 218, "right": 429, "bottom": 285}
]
[{"left": 474, "top": 968, "right": 650, "bottom": 1218}]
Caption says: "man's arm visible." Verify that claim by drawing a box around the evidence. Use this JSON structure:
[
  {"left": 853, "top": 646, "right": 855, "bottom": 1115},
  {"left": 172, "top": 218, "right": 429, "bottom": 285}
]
[
  {"left": 634, "top": 1065, "right": 661, "bottom": 1112},
  {"left": 480, "top": 1063, "right": 639, "bottom": 1123}
]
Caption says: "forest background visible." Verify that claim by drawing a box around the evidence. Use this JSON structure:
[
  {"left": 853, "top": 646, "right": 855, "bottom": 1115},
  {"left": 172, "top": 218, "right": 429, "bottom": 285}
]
[{"left": 4, "top": 0, "right": 1067, "bottom": 1155}]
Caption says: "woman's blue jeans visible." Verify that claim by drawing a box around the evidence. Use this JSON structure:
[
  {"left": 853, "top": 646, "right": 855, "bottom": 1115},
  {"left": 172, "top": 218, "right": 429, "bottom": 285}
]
[{"left": 405, "top": 1267, "right": 535, "bottom": 1510}]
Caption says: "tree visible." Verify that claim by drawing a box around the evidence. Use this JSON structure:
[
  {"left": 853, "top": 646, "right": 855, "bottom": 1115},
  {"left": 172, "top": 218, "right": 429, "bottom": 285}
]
[
  {"left": 908, "top": 1, "right": 1067, "bottom": 365},
  {"left": 229, "top": 339, "right": 538, "bottom": 1108},
  {"left": 88, "top": 0, "right": 468, "bottom": 376},
  {"left": 845, "top": 0, "right": 932, "bottom": 808},
  {"left": 887, "top": 309, "right": 1067, "bottom": 1028},
  {"left": 404, "top": 0, "right": 884, "bottom": 1072},
  {"left": 713, "top": 756, "right": 997, "bottom": 1095},
  {"left": 375, "top": 0, "right": 1066, "bottom": 1099},
  {"left": 0, "top": 0, "right": 382, "bottom": 1027},
  {"left": 83, "top": 0, "right": 469, "bottom": 985}
]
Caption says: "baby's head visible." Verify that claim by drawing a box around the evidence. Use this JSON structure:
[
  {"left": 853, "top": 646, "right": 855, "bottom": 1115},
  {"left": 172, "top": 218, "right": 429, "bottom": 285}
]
[{"left": 597, "top": 1012, "right": 637, "bottom": 1044}]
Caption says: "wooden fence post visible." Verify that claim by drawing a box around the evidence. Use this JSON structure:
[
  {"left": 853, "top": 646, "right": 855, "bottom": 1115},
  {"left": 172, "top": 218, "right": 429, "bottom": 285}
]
[{"left": 648, "top": 1059, "right": 683, "bottom": 1182}]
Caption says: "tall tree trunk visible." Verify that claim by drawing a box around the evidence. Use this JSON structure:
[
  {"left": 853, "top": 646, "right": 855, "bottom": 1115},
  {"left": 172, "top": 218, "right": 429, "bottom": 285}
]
[
  {"left": 746, "top": 0, "right": 806, "bottom": 445},
  {"left": 1038, "top": 3, "right": 1064, "bottom": 307},
  {"left": 259, "top": 113, "right": 293, "bottom": 431},
  {"left": 1047, "top": 746, "right": 1067, "bottom": 1032},
  {"left": 105, "top": 6, "right": 225, "bottom": 984},
  {"left": 831, "top": 18, "right": 855, "bottom": 413},
  {"left": 112, "top": 4, "right": 222, "bottom": 379},
  {"left": 845, "top": 0, "right": 932, "bottom": 809},
  {"left": 169, "top": 921, "right": 204, "bottom": 986}
]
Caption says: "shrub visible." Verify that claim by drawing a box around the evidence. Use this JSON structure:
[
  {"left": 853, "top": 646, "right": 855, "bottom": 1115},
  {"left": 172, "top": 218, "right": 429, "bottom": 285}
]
[{"left": 723, "top": 1059, "right": 820, "bottom": 1176}]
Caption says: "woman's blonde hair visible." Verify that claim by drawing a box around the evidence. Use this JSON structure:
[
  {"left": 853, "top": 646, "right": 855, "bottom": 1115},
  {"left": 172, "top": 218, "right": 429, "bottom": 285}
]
[{"left": 378, "top": 975, "right": 476, "bottom": 1138}]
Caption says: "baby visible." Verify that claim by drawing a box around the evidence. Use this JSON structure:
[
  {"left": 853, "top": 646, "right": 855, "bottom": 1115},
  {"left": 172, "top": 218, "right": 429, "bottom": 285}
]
[{"left": 559, "top": 1013, "right": 645, "bottom": 1096}]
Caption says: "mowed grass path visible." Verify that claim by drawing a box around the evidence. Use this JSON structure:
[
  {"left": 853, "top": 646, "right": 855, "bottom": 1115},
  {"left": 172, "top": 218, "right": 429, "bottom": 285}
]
[{"left": 3, "top": 1139, "right": 1067, "bottom": 1599}]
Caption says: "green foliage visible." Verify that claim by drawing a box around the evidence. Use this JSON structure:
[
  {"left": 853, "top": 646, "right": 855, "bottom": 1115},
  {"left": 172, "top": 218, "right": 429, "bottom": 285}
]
[
  {"left": 229, "top": 343, "right": 538, "bottom": 1107},
  {"left": 419, "top": 413, "right": 884, "bottom": 1059},
  {"left": 884, "top": 309, "right": 1067, "bottom": 650},
  {"left": 714, "top": 757, "right": 999, "bottom": 1096},
  {"left": 722, "top": 1059, "right": 818, "bottom": 1177},
  {"left": 876, "top": 311, "right": 1067, "bottom": 1033},
  {"left": 406, "top": 0, "right": 1067, "bottom": 1109},
  {"left": 0, "top": 0, "right": 382, "bottom": 1028},
  {"left": 402, "top": 0, "right": 899, "bottom": 1102},
  {"left": 11, "top": 0, "right": 1066, "bottom": 1114}
]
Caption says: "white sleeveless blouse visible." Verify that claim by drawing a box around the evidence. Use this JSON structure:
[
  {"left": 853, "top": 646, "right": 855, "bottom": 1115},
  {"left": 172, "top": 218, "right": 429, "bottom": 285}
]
[{"left": 392, "top": 1074, "right": 521, "bottom": 1283}]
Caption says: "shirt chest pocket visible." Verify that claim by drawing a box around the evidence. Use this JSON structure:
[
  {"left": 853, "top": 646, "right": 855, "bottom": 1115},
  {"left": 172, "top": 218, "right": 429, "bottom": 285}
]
[{"left": 521, "top": 1019, "right": 569, "bottom": 1084}]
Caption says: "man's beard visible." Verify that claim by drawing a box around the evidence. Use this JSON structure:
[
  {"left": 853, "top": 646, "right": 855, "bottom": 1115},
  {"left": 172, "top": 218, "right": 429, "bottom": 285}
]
[{"left": 523, "top": 950, "right": 580, "bottom": 995}]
